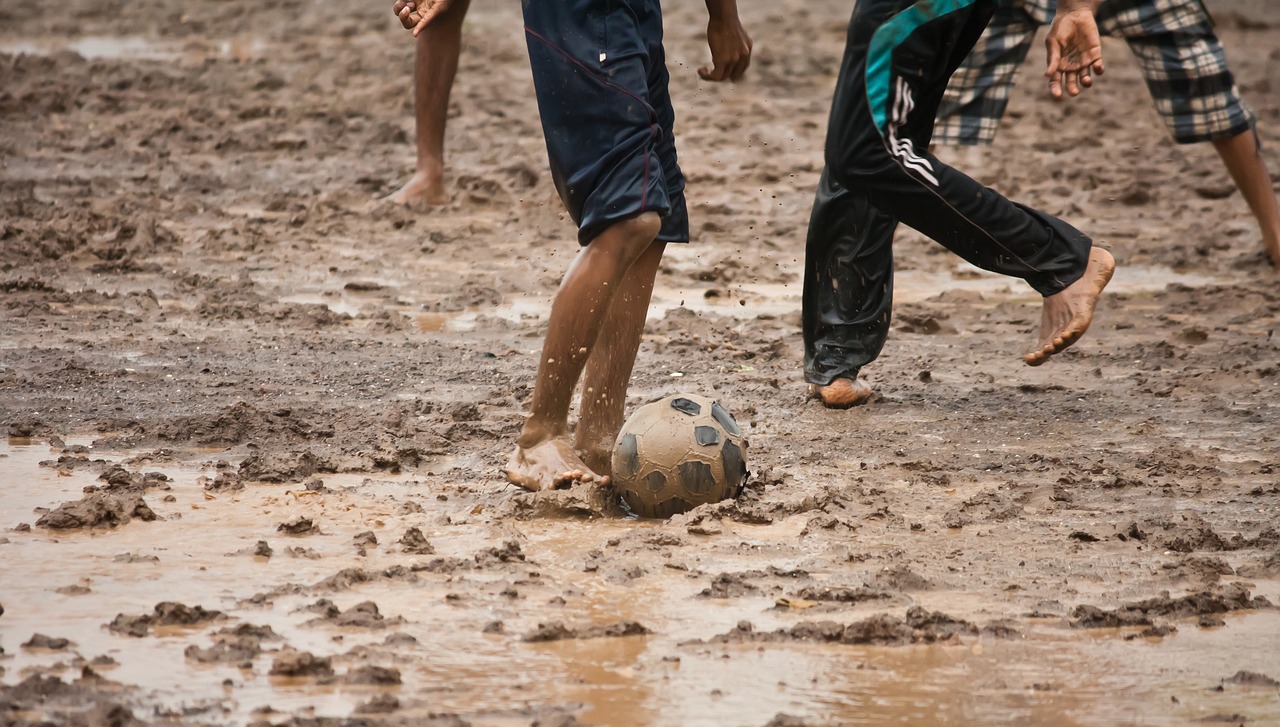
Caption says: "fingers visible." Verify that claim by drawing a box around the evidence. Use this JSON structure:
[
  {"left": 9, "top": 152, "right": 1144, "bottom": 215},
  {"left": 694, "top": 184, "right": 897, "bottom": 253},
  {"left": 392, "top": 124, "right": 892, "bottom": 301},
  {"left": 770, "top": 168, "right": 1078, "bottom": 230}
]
[
  {"left": 697, "top": 52, "right": 750, "bottom": 82},
  {"left": 411, "top": 0, "right": 450, "bottom": 36},
  {"left": 395, "top": 0, "right": 419, "bottom": 30}
]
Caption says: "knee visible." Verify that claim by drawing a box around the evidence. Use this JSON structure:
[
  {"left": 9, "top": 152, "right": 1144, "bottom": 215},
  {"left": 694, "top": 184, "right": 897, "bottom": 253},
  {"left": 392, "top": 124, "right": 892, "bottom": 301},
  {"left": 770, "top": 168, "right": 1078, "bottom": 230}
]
[
  {"left": 615, "top": 211, "right": 662, "bottom": 246},
  {"left": 605, "top": 211, "right": 663, "bottom": 262}
]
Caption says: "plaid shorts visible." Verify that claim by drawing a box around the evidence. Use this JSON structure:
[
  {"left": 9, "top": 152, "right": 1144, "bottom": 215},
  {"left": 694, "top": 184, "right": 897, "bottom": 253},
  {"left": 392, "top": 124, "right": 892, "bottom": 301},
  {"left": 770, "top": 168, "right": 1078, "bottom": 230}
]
[{"left": 935, "top": 0, "right": 1256, "bottom": 145}]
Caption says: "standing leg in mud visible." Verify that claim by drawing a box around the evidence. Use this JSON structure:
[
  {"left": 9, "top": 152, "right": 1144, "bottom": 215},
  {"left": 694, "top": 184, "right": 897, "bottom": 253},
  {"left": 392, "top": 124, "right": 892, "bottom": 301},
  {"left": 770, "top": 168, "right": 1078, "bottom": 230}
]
[
  {"left": 504, "top": 214, "right": 663, "bottom": 491},
  {"left": 802, "top": 169, "right": 891, "bottom": 409},
  {"left": 1212, "top": 129, "right": 1280, "bottom": 268},
  {"left": 803, "top": 0, "right": 1115, "bottom": 408},
  {"left": 574, "top": 239, "right": 667, "bottom": 474},
  {"left": 386, "top": 0, "right": 470, "bottom": 206}
]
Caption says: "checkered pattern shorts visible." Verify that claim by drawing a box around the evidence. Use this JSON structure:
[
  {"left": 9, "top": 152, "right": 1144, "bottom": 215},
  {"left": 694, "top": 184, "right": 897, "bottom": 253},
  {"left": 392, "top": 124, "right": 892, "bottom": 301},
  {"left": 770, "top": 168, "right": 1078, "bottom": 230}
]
[{"left": 935, "top": 0, "right": 1256, "bottom": 145}]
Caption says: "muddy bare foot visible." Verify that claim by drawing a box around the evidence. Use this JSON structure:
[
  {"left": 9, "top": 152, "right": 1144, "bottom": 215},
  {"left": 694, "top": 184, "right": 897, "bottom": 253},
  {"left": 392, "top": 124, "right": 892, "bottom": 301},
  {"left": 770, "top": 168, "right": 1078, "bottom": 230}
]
[
  {"left": 383, "top": 170, "right": 445, "bottom": 207},
  {"left": 1024, "top": 247, "right": 1115, "bottom": 367},
  {"left": 504, "top": 438, "right": 609, "bottom": 492},
  {"left": 809, "top": 378, "right": 873, "bottom": 409},
  {"left": 576, "top": 444, "right": 613, "bottom": 480}
]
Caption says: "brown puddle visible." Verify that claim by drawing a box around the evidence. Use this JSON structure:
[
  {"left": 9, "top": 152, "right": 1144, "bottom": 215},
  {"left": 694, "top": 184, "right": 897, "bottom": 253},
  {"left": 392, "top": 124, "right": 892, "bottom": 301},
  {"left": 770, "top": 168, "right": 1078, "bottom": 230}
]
[
  {"left": 2, "top": 438, "right": 1278, "bottom": 726},
  {"left": 280, "top": 262, "right": 1233, "bottom": 334}
]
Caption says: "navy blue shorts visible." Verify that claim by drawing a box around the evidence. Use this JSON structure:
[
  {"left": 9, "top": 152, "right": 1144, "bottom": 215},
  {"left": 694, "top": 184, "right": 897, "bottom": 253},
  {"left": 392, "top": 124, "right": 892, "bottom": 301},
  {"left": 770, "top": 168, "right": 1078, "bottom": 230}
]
[{"left": 522, "top": 0, "right": 689, "bottom": 246}]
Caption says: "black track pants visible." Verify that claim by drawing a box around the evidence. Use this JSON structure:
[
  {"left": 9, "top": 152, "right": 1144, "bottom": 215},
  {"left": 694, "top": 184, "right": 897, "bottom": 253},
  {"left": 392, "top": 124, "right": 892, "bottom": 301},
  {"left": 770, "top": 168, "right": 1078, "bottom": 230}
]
[{"left": 803, "top": 0, "right": 1092, "bottom": 386}]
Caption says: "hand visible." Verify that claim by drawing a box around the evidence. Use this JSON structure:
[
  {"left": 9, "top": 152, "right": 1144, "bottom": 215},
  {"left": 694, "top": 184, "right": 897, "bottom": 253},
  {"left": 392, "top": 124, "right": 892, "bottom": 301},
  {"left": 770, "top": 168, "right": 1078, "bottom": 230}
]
[
  {"left": 1044, "top": 9, "right": 1104, "bottom": 98},
  {"left": 699, "top": 16, "right": 752, "bottom": 82},
  {"left": 393, "top": 0, "right": 451, "bottom": 36}
]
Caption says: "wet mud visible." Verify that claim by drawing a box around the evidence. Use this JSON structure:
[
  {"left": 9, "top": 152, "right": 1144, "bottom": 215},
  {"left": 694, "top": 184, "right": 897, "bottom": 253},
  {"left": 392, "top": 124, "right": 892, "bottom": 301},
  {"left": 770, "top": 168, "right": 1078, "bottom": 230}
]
[{"left": 3, "top": 0, "right": 1280, "bottom": 724}]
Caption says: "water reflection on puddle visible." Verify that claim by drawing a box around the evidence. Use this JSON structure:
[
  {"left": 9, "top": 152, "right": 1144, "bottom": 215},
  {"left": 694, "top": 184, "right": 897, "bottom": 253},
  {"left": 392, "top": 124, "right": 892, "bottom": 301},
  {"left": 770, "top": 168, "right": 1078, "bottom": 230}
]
[
  {"left": 1, "top": 438, "right": 1277, "bottom": 726},
  {"left": 275, "top": 263, "right": 1233, "bottom": 335},
  {"left": 0, "top": 35, "right": 269, "bottom": 61}
]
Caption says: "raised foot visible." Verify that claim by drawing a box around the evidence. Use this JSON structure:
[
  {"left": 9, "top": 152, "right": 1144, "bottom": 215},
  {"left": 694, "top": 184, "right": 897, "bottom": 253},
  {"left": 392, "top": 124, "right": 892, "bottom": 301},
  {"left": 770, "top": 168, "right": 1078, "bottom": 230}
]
[
  {"left": 1264, "top": 235, "right": 1280, "bottom": 270},
  {"left": 504, "top": 438, "right": 609, "bottom": 492},
  {"left": 809, "top": 378, "right": 874, "bottom": 409},
  {"left": 1024, "top": 247, "right": 1116, "bottom": 367},
  {"left": 383, "top": 170, "right": 446, "bottom": 207}
]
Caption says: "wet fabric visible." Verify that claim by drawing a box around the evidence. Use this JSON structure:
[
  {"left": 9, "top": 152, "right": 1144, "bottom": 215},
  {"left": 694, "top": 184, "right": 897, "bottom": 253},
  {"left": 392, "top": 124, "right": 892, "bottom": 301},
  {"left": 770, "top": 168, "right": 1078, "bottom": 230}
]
[
  {"left": 522, "top": 0, "right": 689, "bottom": 246},
  {"left": 803, "top": 0, "right": 1091, "bottom": 386},
  {"left": 936, "top": 0, "right": 1255, "bottom": 145}
]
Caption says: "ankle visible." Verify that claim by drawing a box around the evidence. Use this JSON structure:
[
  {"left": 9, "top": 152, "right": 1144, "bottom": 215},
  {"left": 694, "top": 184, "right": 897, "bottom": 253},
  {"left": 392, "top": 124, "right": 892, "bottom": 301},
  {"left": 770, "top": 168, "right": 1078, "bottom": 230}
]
[{"left": 517, "top": 419, "right": 567, "bottom": 449}]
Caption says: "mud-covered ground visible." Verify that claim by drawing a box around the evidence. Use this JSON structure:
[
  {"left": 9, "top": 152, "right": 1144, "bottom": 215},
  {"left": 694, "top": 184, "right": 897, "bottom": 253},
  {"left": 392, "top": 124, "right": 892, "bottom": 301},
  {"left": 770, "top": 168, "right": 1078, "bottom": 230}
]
[{"left": 2, "top": 0, "right": 1279, "bottom": 725}]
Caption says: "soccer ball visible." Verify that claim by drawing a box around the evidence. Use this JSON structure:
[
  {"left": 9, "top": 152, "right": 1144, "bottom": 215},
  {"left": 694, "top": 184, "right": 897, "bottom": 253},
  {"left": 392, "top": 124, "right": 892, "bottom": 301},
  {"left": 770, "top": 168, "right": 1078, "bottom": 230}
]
[{"left": 611, "top": 393, "right": 749, "bottom": 518}]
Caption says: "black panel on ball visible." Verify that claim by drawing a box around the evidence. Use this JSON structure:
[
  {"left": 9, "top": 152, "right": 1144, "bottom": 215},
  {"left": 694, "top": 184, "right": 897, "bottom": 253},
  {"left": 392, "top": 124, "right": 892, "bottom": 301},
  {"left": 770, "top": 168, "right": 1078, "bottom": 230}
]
[
  {"left": 644, "top": 470, "right": 667, "bottom": 493},
  {"left": 670, "top": 397, "right": 702, "bottom": 416},
  {"left": 694, "top": 425, "right": 721, "bottom": 446},
  {"left": 721, "top": 439, "right": 747, "bottom": 494},
  {"left": 710, "top": 402, "right": 742, "bottom": 436},
  {"left": 617, "top": 433, "right": 640, "bottom": 476},
  {"left": 678, "top": 460, "right": 716, "bottom": 496}
]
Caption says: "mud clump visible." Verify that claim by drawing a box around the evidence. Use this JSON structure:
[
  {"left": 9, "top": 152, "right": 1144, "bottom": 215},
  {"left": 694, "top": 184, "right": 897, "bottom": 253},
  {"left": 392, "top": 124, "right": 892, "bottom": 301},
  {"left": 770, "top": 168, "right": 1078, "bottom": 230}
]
[
  {"left": 1223, "top": 671, "right": 1280, "bottom": 688},
  {"left": 1071, "top": 585, "right": 1270, "bottom": 629},
  {"left": 793, "top": 585, "right": 899, "bottom": 605},
  {"left": 277, "top": 517, "right": 319, "bottom": 535},
  {"left": 269, "top": 650, "right": 334, "bottom": 678},
  {"left": 36, "top": 492, "right": 157, "bottom": 530},
  {"left": 400, "top": 526, "right": 435, "bottom": 555},
  {"left": 700, "top": 572, "right": 763, "bottom": 598},
  {"left": 304, "top": 600, "right": 403, "bottom": 630},
  {"left": 334, "top": 665, "right": 402, "bottom": 685},
  {"left": 21, "top": 633, "right": 72, "bottom": 650},
  {"left": 108, "top": 602, "right": 226, "bottom": 637},
  {"left": 870, "top": 564, "right": 934, "bottom": 592},
  {"left": 184, "top": 623, "right": 282, "bottom": 666},
  {"left": 97, "top": 464, "right": 170, "bottom": 493},
  {"left": 240, "top": 450, "right": 323, "bottom": 483},
  {"left": 706, "top": 607, "right": 978, "bottom": 646},
  {"left": 522, "top": 621, "right": 652, "bottom": 643},
  {"left": 474, "top": 540, "right": 526, "bottom": 566},
  {"left": 0, "top": 672, "right": 139, "bottom": 726}
]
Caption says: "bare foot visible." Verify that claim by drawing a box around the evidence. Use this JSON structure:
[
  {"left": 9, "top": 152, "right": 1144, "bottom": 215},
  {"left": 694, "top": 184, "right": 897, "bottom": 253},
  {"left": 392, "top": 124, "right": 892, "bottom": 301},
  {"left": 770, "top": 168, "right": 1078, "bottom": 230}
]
[
  {"left": 576, "top": 443, "right": 613, "bottom": 480},
  {"left": 504, "top": 438, "right": 609, "bottom": 492},
  {"left": 383, "top": 170, "right": 446, "bottom": 206},
  {"left": 1024, "top": 247, "right": 1115, "bottom": 366},
  {"left": 809, "top": 378, "right": 873, "bottom": 409}
]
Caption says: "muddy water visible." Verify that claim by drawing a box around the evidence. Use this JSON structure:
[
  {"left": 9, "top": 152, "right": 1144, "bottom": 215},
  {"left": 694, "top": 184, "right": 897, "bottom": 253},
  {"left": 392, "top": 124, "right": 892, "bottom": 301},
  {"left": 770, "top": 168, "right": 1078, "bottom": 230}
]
[
  {"left": 3, "top": 439, "right": 1277, "bottom": 726},
  {"left": 283, "top": 262, "right": 1234, "bottom": 333}
]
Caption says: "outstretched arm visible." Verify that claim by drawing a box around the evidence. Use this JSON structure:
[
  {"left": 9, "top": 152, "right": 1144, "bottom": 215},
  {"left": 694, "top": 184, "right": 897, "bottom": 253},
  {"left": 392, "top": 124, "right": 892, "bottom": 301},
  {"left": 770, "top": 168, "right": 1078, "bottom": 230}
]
[
  {"left": 699, "top": 0, "right": 752, "bottom": 82},
  {"left": 394, "top": 0, "right": 451, "bottom": 37},
  {"left": 1045, "top": 0, "right": 1105, "bottom": 98}
]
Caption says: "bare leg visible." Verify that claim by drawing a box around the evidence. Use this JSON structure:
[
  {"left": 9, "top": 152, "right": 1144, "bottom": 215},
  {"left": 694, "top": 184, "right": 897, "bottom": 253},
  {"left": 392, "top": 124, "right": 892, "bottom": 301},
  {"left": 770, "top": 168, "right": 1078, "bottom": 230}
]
[
  {"left": 1024, "top": 247, "right": 1115, "bottom": 366},
  {"left": 1212, "top": 128, "right": 1280, "bottom": 268},
  {"left": 574, "top": 240, "right": 667, "bottom": 474},
  {"left": 505, "top": 213, "right": 663, "bottom": 491},
  {"left": 385, "top": 0, "right": 470, "bottom": 206},
  {"left": 810, "top": 378, "right": 874, "bottom": 409}
]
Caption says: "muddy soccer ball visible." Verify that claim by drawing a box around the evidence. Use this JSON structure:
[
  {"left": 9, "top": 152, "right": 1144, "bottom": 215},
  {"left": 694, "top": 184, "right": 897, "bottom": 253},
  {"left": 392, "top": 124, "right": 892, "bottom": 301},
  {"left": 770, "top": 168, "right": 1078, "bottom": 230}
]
[{"left": 611, "top": 393, "right": 749, "bottom": 518}]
